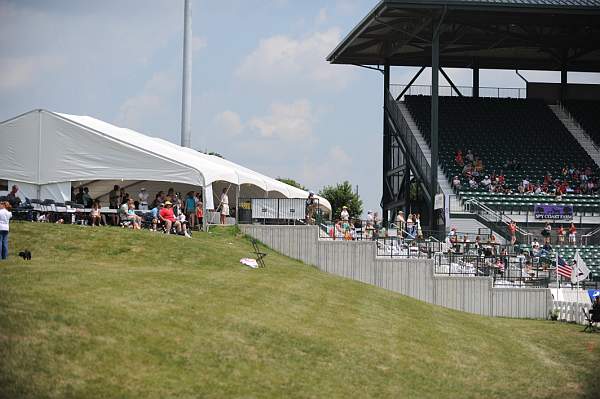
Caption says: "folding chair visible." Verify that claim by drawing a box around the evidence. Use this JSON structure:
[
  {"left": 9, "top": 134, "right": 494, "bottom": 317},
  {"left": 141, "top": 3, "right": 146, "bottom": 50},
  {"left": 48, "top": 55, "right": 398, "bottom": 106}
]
[
  {"left": 582, "top": 308, "right": 598, "bottom": 333},
  {"left": 251, "top": 239, "right": 267, "bottom": 268}
]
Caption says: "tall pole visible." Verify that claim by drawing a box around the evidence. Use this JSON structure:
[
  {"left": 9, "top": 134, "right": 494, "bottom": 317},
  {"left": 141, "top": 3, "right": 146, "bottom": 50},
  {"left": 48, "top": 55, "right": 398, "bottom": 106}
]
[
  {"left": 382, "top": 61, "right": 390, "bottom": 224},
  {"left": 430, "top": 25, "right": 439, "bottom": 232},
  {"left": 181, "top": 0, "right": 192, "bottom": 148}
]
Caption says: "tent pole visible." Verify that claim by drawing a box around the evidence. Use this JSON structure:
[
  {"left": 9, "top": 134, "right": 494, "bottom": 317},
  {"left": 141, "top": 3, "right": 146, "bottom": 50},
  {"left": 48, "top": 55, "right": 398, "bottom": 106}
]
[
  {"left": 202, "top": 185, "right": 208, "bottom": 232},
  {"left": 235, "top": 184, "right": 240, "bottom": 225}
]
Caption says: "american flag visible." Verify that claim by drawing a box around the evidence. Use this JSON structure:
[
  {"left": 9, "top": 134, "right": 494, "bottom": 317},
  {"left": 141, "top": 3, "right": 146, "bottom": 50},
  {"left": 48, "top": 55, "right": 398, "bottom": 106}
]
[{"left": 556, "top": 255, "right": 572, "bottom": 279}]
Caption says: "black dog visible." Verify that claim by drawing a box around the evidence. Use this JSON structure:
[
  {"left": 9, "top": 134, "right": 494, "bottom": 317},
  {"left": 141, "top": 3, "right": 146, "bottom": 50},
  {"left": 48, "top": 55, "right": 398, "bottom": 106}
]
[{"left": 18, "top": 250, "right": 32, "bottom": 260}]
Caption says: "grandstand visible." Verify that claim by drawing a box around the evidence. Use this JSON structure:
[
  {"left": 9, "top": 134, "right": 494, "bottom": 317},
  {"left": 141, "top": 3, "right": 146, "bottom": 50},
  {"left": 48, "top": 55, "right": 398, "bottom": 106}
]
[
  {"left": 325, "top": 0, "right": 600, "bottom": 291},
  {"left": 564, "top": 100, "right": 600, "bottom": 148}
]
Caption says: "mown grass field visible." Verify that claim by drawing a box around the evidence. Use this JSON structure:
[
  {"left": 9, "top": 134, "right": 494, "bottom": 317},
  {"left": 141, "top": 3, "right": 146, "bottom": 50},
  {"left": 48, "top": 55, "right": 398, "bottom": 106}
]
[{"left": 0, "top": 222, "right": 599, "bottom": 399}]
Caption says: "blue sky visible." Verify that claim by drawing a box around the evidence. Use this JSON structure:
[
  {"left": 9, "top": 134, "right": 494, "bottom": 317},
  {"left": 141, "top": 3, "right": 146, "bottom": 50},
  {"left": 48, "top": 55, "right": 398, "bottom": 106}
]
[{"left": 1, "top": 0, "right": 599, "bottom": 213}]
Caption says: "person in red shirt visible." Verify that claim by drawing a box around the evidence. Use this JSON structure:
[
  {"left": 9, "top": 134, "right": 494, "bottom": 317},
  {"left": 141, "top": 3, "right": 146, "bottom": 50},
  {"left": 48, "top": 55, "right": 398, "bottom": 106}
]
[
  {"left": 159, "top": 201, "right": 189, "bottom": 237},
  {"left": 455, "top": 149, "right": 464, "bottom": 166},
  {"left": 568, "top": 223, "right": 577, "bottom": 246},
  {"left": 508, "top": 221, "right": 517, "bottom": 245}
]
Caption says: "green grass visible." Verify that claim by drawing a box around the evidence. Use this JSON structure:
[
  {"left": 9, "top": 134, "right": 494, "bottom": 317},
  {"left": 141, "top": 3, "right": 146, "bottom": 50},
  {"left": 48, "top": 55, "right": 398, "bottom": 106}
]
[{"left": 1, "top": 223, "right": 599, "bottom": 399}]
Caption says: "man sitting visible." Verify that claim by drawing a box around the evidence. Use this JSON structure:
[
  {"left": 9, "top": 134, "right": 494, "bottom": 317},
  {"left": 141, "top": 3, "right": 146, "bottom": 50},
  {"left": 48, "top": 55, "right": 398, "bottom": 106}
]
[{"left": 159, "top": 201, "right": 191, "bottom": 238}]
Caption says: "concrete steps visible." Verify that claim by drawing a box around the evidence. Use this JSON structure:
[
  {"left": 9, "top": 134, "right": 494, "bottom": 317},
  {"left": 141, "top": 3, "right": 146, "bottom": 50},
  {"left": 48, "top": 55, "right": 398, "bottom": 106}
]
[
  {"left": 398, "top": 102, "right": 453, "bottom": 222},
  {"left": 548, "top": 104, "right": 600, "bottom": 168}
]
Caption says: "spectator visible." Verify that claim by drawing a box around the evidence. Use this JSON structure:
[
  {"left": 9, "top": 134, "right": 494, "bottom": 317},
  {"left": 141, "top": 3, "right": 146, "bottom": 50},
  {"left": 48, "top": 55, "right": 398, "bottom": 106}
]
[
  {"left": 465, "top": 149, "right": 474, "bottom": 163},
  {"left": 455, "top": 149, "right": 464, "bottom": 166},
  {"left": 541, "top": 222, "right": 551, "bottom": 244},
  {"left": 149, "top": 203, "right": 162, "bottom": 232},
  {"left": 196, "top": 199, "right": 204, "bottom": 229},
  {"left": 340, "top": 206, "right": 349, "bottom": 222},
  {"left": 305, "top": 191, "right": 316, "bottom": 224},
  {"left": 395, "top": 211, "right": 405, "bottom": 236},
  {"left": 90, "top": 200, "right": 102, "bottom": 226},
  {"left": 219, "top": 188, "right": 230, "bottom": 225},
  {"left": 118, "top": 200, "right": 129, "bottom": 224},
  {"left": 508, "top": 221, "right": 517, "bottom": 245},
  {"left": 82, "top": 187, "right": 93, "bottom": 208},
  {"left": 452, "top": 176, "right": 461, "bottom": 190},
  {"left": 522, "top": 176, "right": 530, "bottom": 190},
  {"left": 481, "top": 175, "right": 491, "bottom": 189},
  {"left": 126, "top": 199, "right": 142, "bottom": 229},
  {"left": 415, "top": 213, "right": 423, "bottom": 239},
  {"left": 557, "top": 224, "right": 565, "bottom": 245},
  {"left": 151, "top": 192, "right": 163, "bottom": 209},
  {"left": 160, "top": 201, "right": 190, "bottom": 238},
  {"left": 568, "top": 223, "right": 577, "bottom": 245},
  {"left": 109, "top": 185, "right": 120, "bottom": 209},
  {"left": 75, "top": 187, "right": 84, "bottom": 204},
  {"left": 6, "top": 185, "right": 23, "bottom": 208},
  {"left": 138, "top": 188, "right": 149, "bottom": 211},
  {"left": 406, "top": 214, "right": 414, "bottom": 238},
  {"left": 0, "top": 201, "right": 12, "bottom": 260},
  {"left": 469, "top": 176, "right": 478, "bottom": 189},
  {"left": 184, "top": 191, "right": 197, "bottom": 230}
]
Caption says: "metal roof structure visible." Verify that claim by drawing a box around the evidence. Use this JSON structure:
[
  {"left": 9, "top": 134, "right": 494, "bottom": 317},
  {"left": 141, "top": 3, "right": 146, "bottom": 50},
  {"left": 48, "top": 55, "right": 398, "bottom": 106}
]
[{"left": 327, "top": 0, "right": 600, "bottom": 71}]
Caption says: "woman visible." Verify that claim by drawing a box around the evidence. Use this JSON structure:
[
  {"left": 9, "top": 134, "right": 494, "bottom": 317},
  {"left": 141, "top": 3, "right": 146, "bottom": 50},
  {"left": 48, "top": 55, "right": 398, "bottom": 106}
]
[
  {"left": 184, "top": 191, "right": 197, "bottom": 230},
  {"left": 406, "top": 214, "right": 414, "bottom": 238},
  {"left": 541, "top": 222, "right": 551, "bottom": 245},
  {"left": 0, "top": 202, "right": 12, "bottom": 260},
  {"left": 219, "top": 188, "right": 229, "bottom": 225},
  {"left": 557, "top": 224, "right": 565, "bottom": 245},
  {"left": 90, "top": 200, "right": 102, "bottom": 226},
  {"left": 126, "top": 199, "right": 141, "bottom": 229},
  {"left": 415, "top": 213, "right": 423, "bottom": 240},
  {"left": 568, "top": 223, "right": 577, "bottom": 246}
]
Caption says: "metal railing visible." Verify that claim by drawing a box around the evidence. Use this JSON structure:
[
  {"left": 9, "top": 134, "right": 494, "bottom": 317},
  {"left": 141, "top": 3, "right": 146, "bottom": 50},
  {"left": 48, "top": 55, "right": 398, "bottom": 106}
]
[
  {"left": 464, "top": 198, "right": 532, "bottom": 244},
  {"left": 385, "top": 90, "right": 439, "bottom": 198},
  {"left": 434, "top": 252, "right": 551, "bottom": 288},
  {"left": 582, "top": 225, "right": 600, "bottom": 246},
  {"left": 390, "top": 84, "right": 526, "bottom": 100}
]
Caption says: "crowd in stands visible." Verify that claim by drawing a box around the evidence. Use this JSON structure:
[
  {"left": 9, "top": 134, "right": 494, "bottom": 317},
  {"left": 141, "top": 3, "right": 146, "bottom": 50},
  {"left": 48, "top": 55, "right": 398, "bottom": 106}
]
[{"left": 452, "top": 149, "right": 599, "bottom": 196}]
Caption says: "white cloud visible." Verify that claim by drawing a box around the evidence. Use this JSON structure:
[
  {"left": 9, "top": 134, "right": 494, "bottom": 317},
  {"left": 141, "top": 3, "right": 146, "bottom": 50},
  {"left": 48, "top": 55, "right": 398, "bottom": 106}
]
[
  {"left": 249, "top": 99, "right": 315, "bottom": 141},
  {"left": 192, "top": 36, "right": 207, "bottom": 52},
  {"left": 0, "top": 55, "right": 64, "bottom": 90},
  {"left": 235, "top": 28, "right": 354, "bottom": 89},
  {"left": 116, "top": 71, "right": 177, "bottom": 129},
  {"left": 328, "top": 145, "right": 351, "bottom": 165},
  {"left": 315, "top": 8, "right": 328, "bottom": 25},
  {"left": 214, "top": 110, "right": 243, "bottom": 136}
]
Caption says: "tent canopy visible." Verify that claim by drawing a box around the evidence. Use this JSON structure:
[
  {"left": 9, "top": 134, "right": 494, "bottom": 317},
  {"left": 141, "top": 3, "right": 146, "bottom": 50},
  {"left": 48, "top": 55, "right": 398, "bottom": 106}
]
[{"left": 0, "top": 109, "right": 331, "bottom": 212}]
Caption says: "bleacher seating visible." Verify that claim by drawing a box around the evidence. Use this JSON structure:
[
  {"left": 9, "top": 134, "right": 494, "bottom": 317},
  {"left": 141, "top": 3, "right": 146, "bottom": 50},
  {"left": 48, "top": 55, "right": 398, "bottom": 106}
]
[
  {"left": 404, "top": 95, "right": 600, "bottom": 214},
  {"left": 563, "top": 100, "right": 600, "bottom": 149},
  {"left": 555, "top": 245, "right": 600, "bottom": 281}
]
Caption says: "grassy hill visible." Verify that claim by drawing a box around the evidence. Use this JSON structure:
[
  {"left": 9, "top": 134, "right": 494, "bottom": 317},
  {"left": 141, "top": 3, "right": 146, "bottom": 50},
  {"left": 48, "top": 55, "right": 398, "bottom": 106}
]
[{"left": 0, "top": 223, "right": 599, "bottom": 399}]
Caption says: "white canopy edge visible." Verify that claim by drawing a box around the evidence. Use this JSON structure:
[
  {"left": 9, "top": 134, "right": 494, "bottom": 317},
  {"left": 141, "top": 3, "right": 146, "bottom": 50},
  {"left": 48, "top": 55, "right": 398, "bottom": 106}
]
[{"left": 0, "top": 109, "right": 331, "bottom": 212}]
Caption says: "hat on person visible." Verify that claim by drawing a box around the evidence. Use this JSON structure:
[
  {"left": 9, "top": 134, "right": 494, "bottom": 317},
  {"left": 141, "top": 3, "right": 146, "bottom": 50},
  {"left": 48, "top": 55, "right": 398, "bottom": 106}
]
[
  {"left": 164, "top": 201, "right": 172, "bottom": 206},
  {"left": 309, "top": 190, "right": 314, "bottom": 195},
  {"left": 342, "top": 206, "right": 348, "bottom": 209},
  {"left": 141, "top": 187, "right": 146, "bottom": 191}
]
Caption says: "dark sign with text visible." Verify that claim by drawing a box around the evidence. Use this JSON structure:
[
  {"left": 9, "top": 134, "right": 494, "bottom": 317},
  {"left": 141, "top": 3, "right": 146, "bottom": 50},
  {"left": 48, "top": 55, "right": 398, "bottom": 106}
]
[{"left": 534, "top": 204, "right": 573, "bottom": 220}]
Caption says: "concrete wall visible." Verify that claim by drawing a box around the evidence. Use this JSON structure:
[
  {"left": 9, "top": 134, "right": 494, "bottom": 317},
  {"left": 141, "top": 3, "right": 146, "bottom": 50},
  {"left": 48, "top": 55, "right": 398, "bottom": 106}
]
[{"left": 241, "top": 225, "right": 552, "bottom": 319}]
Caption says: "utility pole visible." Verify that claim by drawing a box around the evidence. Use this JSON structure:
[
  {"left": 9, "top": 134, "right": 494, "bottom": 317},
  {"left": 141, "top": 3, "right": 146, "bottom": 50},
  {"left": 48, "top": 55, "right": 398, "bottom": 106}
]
[{"left": 181, "top": 0, "right": 192, "bottom": 147}]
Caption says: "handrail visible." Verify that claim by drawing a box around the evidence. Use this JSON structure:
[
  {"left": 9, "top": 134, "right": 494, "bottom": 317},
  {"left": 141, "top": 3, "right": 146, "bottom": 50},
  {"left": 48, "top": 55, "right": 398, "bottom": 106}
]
[
  {"left": 390, "top": 84, "right": 526, "bottom": 99},
  {"left": 464, "top": 198, "right": 532, "bottom": 243},
  {"left": 582, "top": 225, "right": 600, "bottom": 245},
  {"left": 556, "top": 102, "right": 600, "bottom": 153},
  {"left": 384, "top": 90, "right": 440, "bottom": 201}
]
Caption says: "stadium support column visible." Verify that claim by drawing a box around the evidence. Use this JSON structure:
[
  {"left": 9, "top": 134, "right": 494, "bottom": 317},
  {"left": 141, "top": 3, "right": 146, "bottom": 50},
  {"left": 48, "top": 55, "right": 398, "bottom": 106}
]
[
  {"left": 382, "top": 61, "right": 390, "bottom": 224},
  {"left": 181, "top": 0, "right": 192, "bottom": 148},
  {"left": 560, "top": 68, "right": 568, "bottom": 101},
  {"left": 473, "top": 66, "right": 479, "bottom": 98},
  {"left": 430, "top": 26, "right": 439, "bottom": 232}
]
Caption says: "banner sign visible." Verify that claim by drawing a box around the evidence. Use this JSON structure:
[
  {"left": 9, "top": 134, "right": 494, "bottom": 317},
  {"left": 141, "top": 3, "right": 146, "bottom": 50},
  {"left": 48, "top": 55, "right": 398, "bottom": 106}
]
[
  {"left": 251, "top": 198, "right": 306, "bottom": 220},
  {"left": 534, "top": 204, "right": 573, "bottom": 220},
  {"left": 589, "top": 289, "right": 600, "bottom": 302}
]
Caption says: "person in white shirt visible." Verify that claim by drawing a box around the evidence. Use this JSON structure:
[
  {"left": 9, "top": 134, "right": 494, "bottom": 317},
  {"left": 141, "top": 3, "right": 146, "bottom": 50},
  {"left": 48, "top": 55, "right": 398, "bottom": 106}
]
[
  {"left": 0, "top": 201, "right": 13, "bottom": 260},
  {"left": 219, "top": 188, "right": 229, "bottom": 225},
  {"left": 138, "top": 188, "right": 149, "bottom": 211},
  {"left": 522, "top": 177, "right": 530, "bottom": 190},
  {"left": 340, "top": 206, "right": 349, "bottom": 222},
  {"left": 481, "top": 175, "right": 491, "bottom": 188},
  {"left": 452, "top": 176, "right": 461, "bottom": 189}
]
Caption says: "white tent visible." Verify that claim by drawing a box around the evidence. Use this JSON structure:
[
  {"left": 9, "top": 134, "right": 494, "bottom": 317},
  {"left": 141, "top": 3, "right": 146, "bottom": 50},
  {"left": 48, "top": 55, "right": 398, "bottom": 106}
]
[{"left": 0, "top": 109, "right": 331, "bottom": 215}]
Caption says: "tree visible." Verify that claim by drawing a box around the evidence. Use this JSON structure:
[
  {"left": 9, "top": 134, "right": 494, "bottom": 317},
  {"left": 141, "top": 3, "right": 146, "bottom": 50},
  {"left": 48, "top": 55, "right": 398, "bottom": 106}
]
[
  {"left": 277, "top": 177, "right": 306, "bottom": 190},
  {"left": 319, "top": 181, "right": 363, "bottom": 220}
]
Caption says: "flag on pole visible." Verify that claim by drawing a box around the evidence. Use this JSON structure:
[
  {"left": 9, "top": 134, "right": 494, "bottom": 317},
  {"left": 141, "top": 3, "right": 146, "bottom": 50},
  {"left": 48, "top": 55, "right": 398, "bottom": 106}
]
[
  {"left": 556, "top": 255, "right": 572, "bottom": 279},
  {"left": 572, "top": 250, "right": 590, "bottom": 283}
]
